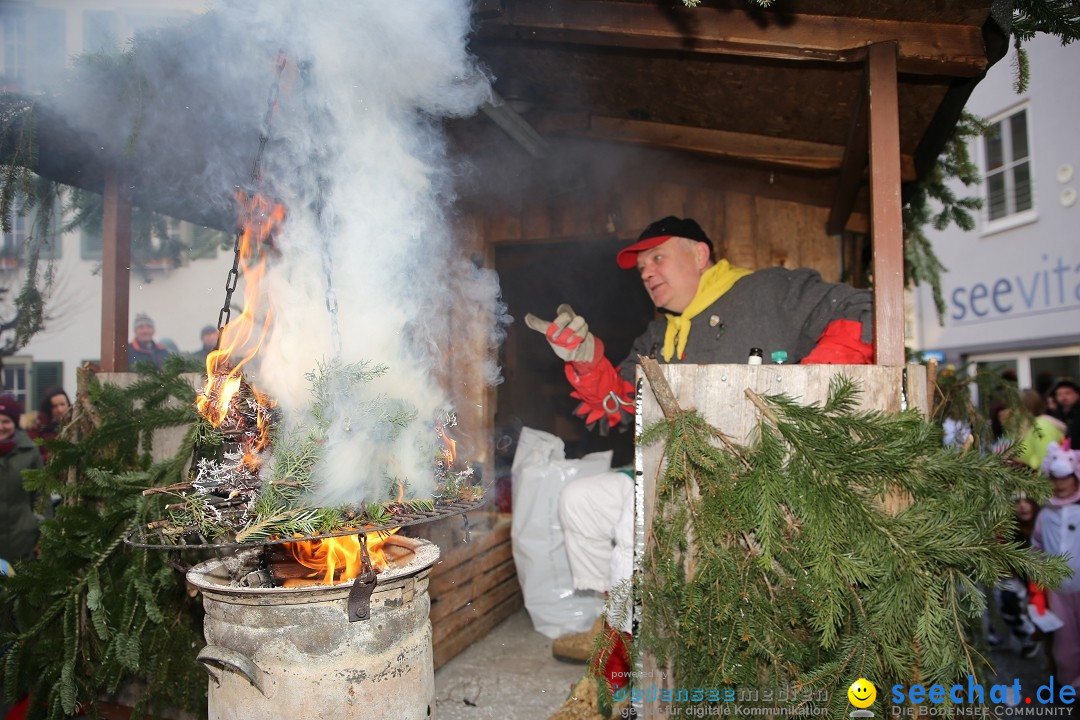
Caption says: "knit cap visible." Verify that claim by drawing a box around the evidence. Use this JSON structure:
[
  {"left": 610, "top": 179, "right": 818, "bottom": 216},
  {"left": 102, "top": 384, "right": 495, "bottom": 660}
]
[{"left": 0, "top": 395, "right": 23, "bottom": 424}]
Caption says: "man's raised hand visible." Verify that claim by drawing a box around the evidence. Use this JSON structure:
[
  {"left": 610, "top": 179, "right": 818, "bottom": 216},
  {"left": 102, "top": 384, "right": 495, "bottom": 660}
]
[{"left": 523, "top": 304, "right": 598, "bottom": 365}]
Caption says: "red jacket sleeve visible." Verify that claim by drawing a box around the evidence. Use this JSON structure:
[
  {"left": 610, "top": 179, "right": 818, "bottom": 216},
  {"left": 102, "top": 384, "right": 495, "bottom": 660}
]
[{"left": 799, "top": 319, "right": 874, "bottom": 365}]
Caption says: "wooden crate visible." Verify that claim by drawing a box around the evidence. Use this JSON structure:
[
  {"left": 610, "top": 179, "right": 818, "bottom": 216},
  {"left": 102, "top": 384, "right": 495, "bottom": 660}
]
[{"left": 420, "top": 513, "right": 523, "bottom": 669}]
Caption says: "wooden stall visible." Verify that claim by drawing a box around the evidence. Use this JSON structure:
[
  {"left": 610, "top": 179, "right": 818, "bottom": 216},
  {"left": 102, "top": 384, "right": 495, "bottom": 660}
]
[{"left": 449, "top": 0, "right": 1010, "bottom": 473}]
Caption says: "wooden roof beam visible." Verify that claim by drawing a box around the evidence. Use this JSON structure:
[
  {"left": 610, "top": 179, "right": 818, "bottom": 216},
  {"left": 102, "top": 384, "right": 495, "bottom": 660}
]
[
  {"left": 535, "top": 112, "right": 915, "bottom": 179},
  {"left": 826, "top": 76, "right": 870, "bottom": 235},
  {"left": 479, "top": 2, "right": 989, "bottom": 77},
  {"left": 551, "top": 140, "right": 837, "bottom": 209}
]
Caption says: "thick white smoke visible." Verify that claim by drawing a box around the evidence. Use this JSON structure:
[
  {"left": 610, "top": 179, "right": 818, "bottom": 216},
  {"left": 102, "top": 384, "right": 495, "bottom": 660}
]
[{"left": 201, "top": 1, "right": 498, "bottom": 503}]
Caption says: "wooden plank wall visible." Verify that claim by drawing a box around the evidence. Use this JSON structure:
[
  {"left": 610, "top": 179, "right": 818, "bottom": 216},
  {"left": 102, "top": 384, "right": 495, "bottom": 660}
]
[
  {"left": 438, "top": 219, "right": 495, "bottom": 473},
  {"left": 427, "top": 515, "right": 522, "bottom": 669},
  {"left": 463, "top": 182, "right": 842, "bottom": 282}
]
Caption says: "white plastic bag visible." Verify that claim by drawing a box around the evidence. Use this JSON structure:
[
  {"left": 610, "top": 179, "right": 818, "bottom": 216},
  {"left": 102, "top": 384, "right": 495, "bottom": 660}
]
[{"left": 510, "top": 427, "right": 611, "bottom": 638}]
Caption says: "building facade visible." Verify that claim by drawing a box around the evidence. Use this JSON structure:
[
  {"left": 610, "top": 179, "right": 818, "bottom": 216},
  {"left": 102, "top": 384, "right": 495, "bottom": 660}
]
[{"left": 912, "top": 33, "right": 1080, "bottom": 394}]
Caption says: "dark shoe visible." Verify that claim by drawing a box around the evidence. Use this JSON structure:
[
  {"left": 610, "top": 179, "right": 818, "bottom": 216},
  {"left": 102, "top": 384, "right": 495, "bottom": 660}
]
[{"left": 1020, "top": 640, "right": 1043, "bottom": 659}]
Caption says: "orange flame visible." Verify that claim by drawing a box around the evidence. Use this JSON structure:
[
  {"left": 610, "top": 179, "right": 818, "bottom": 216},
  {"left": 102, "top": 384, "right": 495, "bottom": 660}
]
[
  {"left": 284, "top": 529, "right": 400, "bottom": 586},
  {"left": 436, "top": 421, "right": 457, "bottom": 470},
  {"left": 241, "top": 385, "right": 274, "bottom": 467},
  {"left": 196, "top": 193, "right": 285, "bottom": 466}
]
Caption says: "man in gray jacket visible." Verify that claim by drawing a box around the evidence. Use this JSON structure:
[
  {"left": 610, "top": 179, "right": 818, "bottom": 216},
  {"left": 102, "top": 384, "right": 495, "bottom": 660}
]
[
  {"left": 524, "top": 216, "right": 875, "bottom": 670},
  {"left": 526, "top": 215, "right": 875, "bottom": 434}
]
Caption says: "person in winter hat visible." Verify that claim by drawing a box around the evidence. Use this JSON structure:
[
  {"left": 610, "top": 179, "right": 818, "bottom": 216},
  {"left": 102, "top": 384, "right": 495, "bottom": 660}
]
[
  {"left": 525, "top": 216, "right": 875, "bottom": 435},
  {"left": 1033, "top": 440, "right": 1080, "bottom": 689},
  {"left": 128, "top": 313, "right": 170, "bottom": 368},
  {"left": 0, "top": 395, "right": 45, "bottom": 563}
]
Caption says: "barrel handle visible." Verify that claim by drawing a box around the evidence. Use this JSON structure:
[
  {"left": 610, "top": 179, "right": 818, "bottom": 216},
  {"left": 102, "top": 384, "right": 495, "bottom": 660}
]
[{"left": 197, "top": 645, "right": 274, "bottom": 698}]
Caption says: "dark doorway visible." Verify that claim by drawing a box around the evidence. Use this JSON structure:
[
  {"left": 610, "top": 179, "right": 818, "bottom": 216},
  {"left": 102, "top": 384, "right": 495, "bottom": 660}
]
[{"left": 494, "top": 237, "right": 655, "bottom": 470}]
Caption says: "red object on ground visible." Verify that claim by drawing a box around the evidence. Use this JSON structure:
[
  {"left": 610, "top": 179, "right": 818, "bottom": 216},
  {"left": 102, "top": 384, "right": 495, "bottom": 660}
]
[
  {"left": 1029, "top": 582, "right": 1047, "bottom": 615},
  {"left": 594, "top": 624, "right": 632, "bottom": 692}
]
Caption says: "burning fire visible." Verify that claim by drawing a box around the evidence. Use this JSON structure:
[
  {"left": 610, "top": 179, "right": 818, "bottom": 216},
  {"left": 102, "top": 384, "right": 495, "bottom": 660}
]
[
  {"left": 435, "top": 419, "right": 457, "bottom": 470},
  {"left": 284, "top": 529, "right": 400, "bottom": 587},
  {"left": 196, "top": 192, "right": 285, "bottom": 468}
]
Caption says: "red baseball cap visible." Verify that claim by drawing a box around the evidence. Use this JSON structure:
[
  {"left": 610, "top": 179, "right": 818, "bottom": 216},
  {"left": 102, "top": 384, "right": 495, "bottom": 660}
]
[{"left": 616, "top": 216, "right": 713, "bottom": 269}]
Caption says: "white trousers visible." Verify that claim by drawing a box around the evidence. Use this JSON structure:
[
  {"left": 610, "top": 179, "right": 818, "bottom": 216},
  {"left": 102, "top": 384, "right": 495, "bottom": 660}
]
[{"left": 558, "top": 470, "right": 634, "bottom": 594}]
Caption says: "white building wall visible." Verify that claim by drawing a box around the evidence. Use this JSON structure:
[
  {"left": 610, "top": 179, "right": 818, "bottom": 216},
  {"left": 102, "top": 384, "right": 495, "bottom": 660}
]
[
  {"left": 913, "top": 33, "right": 1080, "bottom": 387},
  {"left": 14, "top": 233, "right": 236, "bottom": 396}
]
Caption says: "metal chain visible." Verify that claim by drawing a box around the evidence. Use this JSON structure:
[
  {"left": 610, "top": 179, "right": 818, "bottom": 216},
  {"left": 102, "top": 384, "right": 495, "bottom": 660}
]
[{"left": 214, "top": 52, "right": 289, "bottom": 350}]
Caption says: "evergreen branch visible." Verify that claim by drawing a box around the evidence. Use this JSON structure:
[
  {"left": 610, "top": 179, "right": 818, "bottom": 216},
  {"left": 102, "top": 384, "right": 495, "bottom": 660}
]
[
  {"left": 1, "top": 364, "right": 208, "bottom": 715},
  {"left": 744, "top": 387, "right": 780, "bottom": 426},
  {"left": 638, "top": 375, "right": 1066, "bottom": 713}
]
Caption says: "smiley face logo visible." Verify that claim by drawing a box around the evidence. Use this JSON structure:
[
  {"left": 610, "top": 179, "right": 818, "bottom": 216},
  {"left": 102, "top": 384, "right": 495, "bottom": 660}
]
[{"left": 848, "top": 678, "right": 876, "bottom": 709}]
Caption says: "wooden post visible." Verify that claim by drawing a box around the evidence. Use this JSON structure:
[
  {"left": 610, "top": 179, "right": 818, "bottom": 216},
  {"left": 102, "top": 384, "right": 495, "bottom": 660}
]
[
  {"left": 867, "top": 42, "right": 905, "bottom": 366},
  {"left": 100, "top": 169, "right": 132, "bottom": 371}
]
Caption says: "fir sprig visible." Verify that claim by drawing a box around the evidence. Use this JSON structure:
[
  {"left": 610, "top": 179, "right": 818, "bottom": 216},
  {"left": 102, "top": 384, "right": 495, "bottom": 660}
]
[
  {"left": 1, "top": 361, "right": 208, "bottom": 720},
  {"left": 902, "top": 112, "right": 987, "bottom": 322},
  {"left": 639, "top": 377, "right": 1067, "bottom": 715}
]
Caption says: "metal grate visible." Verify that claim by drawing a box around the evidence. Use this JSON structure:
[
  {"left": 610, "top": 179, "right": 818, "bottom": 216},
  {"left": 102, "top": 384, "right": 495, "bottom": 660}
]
[{"left": 125, "top": 497, "right": 487, "bottom": 550}]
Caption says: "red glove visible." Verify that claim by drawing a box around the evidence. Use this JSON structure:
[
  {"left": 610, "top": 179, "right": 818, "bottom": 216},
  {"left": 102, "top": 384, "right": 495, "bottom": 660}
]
[
  {"left": 525, "top": 305, "right": 634, "bottom": 432},
  {"left": 564, "top": 340, "right": 635, "bottom": 433},
  {"left": 800, "top": 319, "right": 874, "bottom": 364}
]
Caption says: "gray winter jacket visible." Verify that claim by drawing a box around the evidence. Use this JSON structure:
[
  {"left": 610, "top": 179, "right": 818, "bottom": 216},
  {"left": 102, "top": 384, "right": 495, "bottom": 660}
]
[{"left": 618, "top": 267, "right": 873, "bottom": 382}]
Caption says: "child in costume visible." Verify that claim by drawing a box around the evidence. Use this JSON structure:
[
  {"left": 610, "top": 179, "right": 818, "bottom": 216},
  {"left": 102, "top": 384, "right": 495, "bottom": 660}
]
[{"left": 1032, "top": 441, "right": 1080, "bottom": 688}]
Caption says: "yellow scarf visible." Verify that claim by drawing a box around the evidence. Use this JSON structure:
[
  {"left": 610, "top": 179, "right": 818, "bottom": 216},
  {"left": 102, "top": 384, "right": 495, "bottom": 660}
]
[{"left": 662, "top": 260, "right": 752, "bottom": 361}]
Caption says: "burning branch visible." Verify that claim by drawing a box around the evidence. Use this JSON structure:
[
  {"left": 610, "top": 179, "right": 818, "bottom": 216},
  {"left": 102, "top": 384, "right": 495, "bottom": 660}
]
[{"left": 163, "top": 359, "right": 483, "bottom": 547}]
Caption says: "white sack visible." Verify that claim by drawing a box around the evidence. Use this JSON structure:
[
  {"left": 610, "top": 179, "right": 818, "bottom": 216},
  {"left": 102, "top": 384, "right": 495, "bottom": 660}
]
[{"left": 510, "top": 427, "right": 610, "bottom": 638}]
